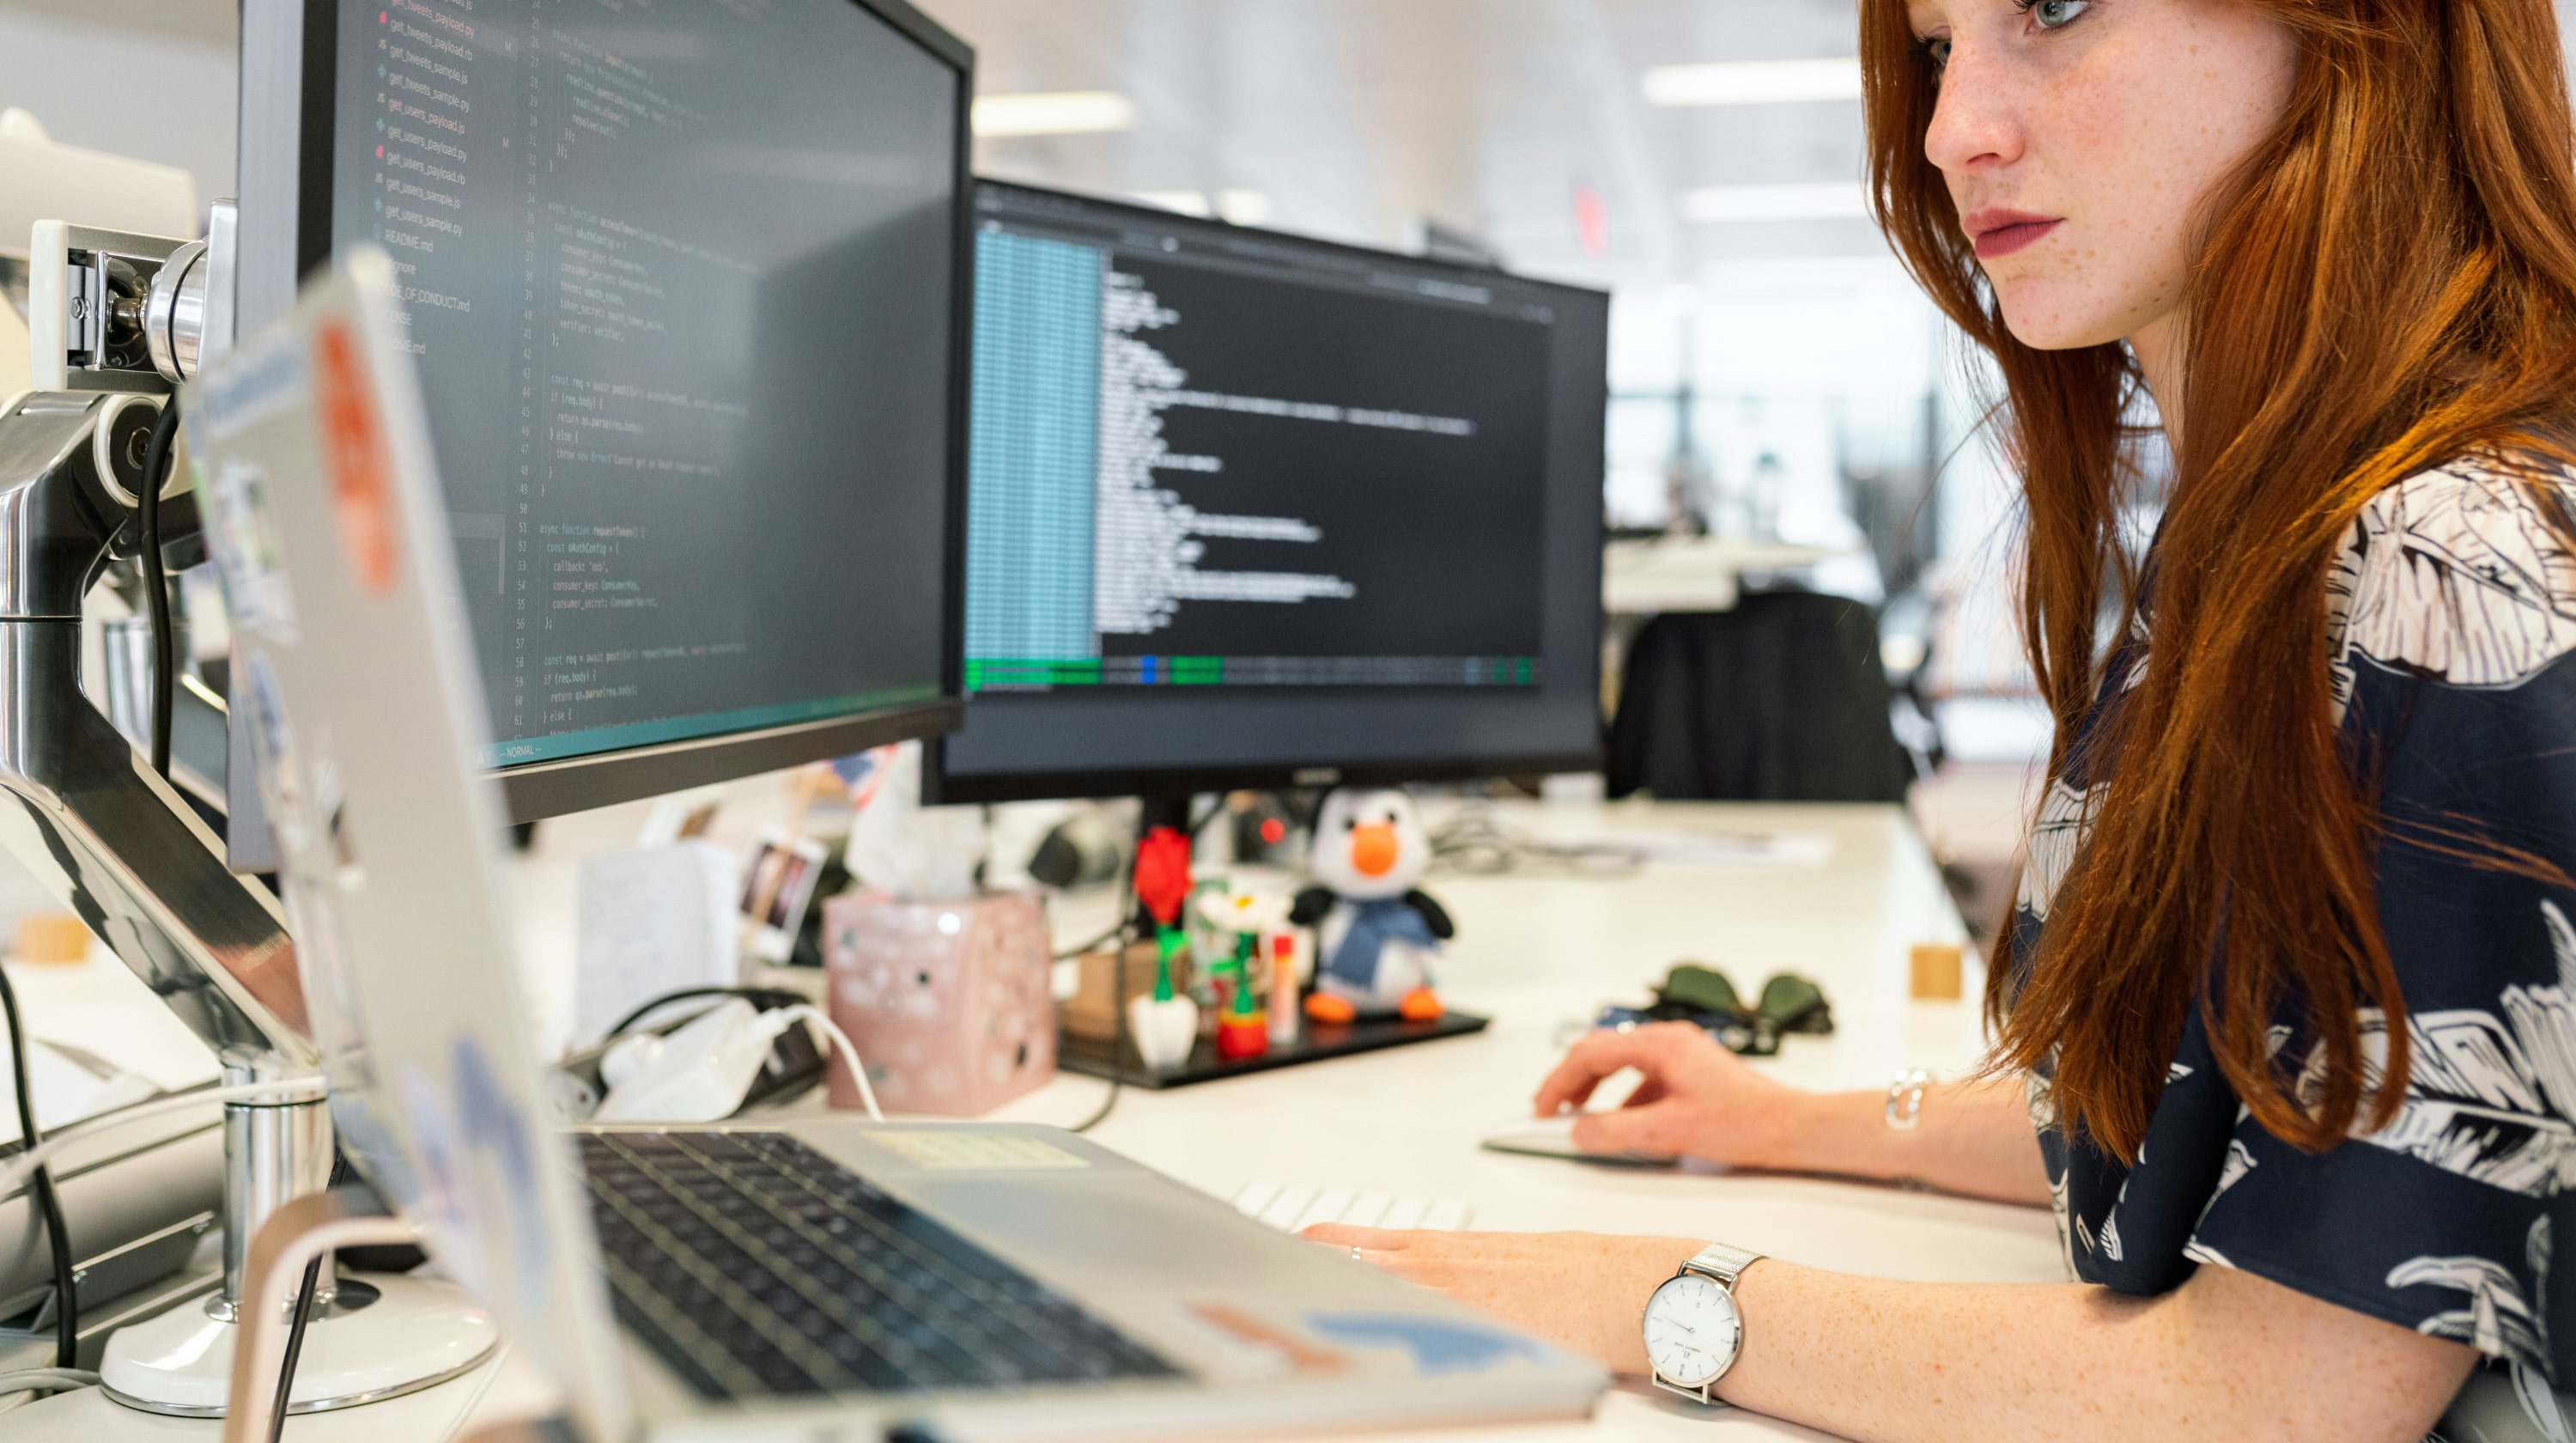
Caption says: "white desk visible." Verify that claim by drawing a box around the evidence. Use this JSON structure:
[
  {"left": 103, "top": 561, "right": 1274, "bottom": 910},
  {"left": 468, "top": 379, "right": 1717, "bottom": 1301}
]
[
  {"left": 1, "top": 799, "right": 2063, "bottom": 1441},
  {"left": 1602, "top": 539, "right": 1838, "bottom": 616}
]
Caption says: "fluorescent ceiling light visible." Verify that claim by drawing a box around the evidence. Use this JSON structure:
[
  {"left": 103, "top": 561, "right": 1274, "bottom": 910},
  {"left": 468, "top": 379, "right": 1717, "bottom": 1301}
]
[
  {"left": 972, "top": 90, "right": 1135, "bottom": 137},
  {"left": 1131, "top": 190, "right": 1274, "bottom": 226},
  {"left": 1133, "top": 190, "right": 1212, "bottom": 217},
  {"left": 1643, "top": 58, "right": 1862, "bottom": 107},
  {"left": 1680, "top": 183, "right": 1869, "bottom": 223},
  {"left": 1217, "top": 189, "right": 1273, "bottom": 227}
]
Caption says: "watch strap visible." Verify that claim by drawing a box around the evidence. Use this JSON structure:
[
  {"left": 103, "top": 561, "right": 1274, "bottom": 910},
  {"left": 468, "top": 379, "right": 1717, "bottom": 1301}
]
[{"left": 1680, "top": 1241, "right": 1763, "bottom": 1291}]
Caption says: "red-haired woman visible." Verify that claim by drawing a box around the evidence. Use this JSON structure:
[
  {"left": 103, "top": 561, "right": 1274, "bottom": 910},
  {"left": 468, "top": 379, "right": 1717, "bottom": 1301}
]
[{"left": 1309, "top": 1, "right": 2576, "bottom": 1437}]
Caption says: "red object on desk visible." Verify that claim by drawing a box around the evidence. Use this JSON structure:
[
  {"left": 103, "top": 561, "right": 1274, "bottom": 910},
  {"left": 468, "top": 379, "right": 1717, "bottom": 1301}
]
[
  {"left": 1133, "top": 825, "right": 1192, "bottom": 928},
  {"left": 1216, "top": 1011, "right": 1270, "bottom": 1060}
]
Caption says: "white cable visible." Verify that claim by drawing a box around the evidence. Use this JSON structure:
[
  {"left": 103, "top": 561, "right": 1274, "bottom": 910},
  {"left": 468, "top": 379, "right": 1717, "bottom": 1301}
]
[
  {"left": 0, "top": 1366, "right": 100, "bottom": 1414},
  {"left": 0, "top": 1367, "right": 98, "bottom": 1392},
  {"left": 0, "top": 1077, "right": 325, "bottom": 1200},
  {"left": 776, "top": 1007, "right": 882, "bottom": 1123}
]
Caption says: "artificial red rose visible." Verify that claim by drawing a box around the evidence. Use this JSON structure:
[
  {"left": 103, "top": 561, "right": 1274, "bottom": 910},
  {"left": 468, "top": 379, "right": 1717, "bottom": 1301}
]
[{"left": 1133, "top": 825, "right": 1193, "bottom": 928}]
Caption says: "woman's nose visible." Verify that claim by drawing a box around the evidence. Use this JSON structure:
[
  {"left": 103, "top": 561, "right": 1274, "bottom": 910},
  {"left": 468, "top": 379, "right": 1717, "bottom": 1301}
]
[{"left": 1923, "top": 41, "right": 2025, "bottom": 179}]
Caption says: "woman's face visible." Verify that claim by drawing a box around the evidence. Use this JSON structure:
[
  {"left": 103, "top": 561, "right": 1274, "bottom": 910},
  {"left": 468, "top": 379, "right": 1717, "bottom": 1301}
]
[{"left": 1907, "top": 0, "right": 2299, "bottom": 352}]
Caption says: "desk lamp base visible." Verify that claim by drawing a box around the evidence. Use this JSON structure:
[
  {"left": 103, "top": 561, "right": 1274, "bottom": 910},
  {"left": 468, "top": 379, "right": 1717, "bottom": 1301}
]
[{"left": 96, "top": 1272, "right": 496, "bottom": 1417}]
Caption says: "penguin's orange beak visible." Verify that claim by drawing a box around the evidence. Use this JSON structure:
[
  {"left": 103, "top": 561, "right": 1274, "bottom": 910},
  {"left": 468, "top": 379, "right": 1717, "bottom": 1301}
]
[{"left": 1350, "top": 823, "right": 1399, "bottom": 878}]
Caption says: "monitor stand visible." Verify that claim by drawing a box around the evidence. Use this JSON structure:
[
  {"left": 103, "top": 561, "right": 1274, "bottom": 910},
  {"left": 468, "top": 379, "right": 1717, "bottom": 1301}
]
[
  {"left": 1061, "top": 789, "right": 1490, "bottom": 1089},
  {"left": 0, "top": 392, "right": 492, "bottom": 1412}
]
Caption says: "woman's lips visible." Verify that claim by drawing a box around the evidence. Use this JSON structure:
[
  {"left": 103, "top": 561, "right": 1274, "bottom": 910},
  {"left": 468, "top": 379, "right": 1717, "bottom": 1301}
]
[{"left": 1965, "top": 210, "right": 2063, "bottom": 259}]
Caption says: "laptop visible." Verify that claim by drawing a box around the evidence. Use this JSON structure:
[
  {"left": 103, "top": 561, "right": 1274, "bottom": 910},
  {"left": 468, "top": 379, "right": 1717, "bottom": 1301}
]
[{"left": 180, "top": 247, "right": 1606, "bottom": 1441}]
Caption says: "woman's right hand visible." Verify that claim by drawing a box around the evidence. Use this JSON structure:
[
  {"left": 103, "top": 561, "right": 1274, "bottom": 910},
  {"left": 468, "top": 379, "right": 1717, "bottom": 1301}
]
[{"left": 1532, "top": 1020, "right": 1812, "bottom": 1167}]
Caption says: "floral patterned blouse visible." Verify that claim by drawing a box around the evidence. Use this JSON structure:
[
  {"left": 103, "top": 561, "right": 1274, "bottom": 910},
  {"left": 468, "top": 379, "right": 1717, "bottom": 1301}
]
[{"left": 2016, "top": 459, "right": 2576, "bottom": 1402}]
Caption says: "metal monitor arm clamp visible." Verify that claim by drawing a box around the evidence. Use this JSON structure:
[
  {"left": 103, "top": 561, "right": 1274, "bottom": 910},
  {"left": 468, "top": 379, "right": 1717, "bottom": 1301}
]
[{"left": 27, "top": 204, "right": 234, "bottom": 396}]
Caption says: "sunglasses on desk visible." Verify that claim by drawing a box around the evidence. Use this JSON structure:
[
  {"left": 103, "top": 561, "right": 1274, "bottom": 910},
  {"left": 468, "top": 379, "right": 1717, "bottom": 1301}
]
[{"left": 1577, "top": 964, "right": 1834, "bottom": 1057}]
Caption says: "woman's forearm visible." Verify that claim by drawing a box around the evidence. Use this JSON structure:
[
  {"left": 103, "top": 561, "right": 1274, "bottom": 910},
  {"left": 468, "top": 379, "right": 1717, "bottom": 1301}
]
[
  {"left": 1716, "top": 1259, "right": 2470, "bottom": 1443},
  {"left": 1310, "top": 1226, "right": 2477, "bottom": 1442},
  {"left": 1749, "top": 1078, "right": 2051, "bottom": 1205}
]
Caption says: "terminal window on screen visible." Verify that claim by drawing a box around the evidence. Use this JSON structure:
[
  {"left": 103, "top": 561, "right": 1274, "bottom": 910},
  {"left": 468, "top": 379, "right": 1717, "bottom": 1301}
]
[
  {"left": 963, "top": 220, "right": 1554, "bottom": 693},
  {"left": 336, "top": 0, "right": 957, "bottom": 768}
]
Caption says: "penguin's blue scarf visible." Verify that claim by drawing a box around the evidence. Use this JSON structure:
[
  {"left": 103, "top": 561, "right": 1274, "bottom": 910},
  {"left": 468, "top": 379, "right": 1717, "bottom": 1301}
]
[{"left": 1326, "top": 897, "right": 1435, "bottom": 992}]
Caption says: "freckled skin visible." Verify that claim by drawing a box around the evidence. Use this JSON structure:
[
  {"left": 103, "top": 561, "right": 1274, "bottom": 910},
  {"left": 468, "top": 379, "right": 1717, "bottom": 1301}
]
[{"left": 1921, "top": 0, "right": 2296, "bottom": 429}]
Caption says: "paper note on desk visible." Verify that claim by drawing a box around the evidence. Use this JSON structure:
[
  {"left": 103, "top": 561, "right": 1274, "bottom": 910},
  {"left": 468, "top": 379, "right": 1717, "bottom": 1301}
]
[{"left": 1576, "top": 829, "right": 1832, "bottom": 868}]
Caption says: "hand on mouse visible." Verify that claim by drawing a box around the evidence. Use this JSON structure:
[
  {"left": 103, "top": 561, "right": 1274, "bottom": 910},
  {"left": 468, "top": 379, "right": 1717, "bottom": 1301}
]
[{"left": 1531, "top": 1020, "right": 1811, "bottom": 1168}]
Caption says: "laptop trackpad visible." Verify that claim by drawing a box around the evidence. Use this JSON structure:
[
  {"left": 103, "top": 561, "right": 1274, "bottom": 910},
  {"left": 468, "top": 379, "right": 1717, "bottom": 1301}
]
[{"left": 917, "top": 1173, "right": 1327, "bottom": 1288}]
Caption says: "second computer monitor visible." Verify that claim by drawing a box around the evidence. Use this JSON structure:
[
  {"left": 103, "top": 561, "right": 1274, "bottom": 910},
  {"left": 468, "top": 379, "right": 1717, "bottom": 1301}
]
[{"left": 932, "top": 182, "right": 1607, "bottom": 803}]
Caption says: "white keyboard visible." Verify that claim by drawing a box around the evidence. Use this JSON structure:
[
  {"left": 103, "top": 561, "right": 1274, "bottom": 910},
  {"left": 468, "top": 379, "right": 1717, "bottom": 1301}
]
[{"left": 1230, "top": 1180, "right": 1473, "bottom": 1234}]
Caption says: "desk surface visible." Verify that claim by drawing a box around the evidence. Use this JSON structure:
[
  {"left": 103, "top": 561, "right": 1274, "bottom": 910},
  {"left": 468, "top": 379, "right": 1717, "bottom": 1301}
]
[
  {"left": 997, "top": 801, "right": 2057, "bottom": 1440},
  {"left": 1602, "top": 538, "right": 1840, "bottom": 615},
  {"left": 0, "top": 798, "right": 2063, "bottom": 1442}
]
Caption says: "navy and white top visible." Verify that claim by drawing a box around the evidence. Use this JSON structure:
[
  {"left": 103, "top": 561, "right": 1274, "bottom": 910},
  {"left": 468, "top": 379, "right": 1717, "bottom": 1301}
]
[{"left": 2018, "top": 460, "right": 2576, "bottom": 1383}]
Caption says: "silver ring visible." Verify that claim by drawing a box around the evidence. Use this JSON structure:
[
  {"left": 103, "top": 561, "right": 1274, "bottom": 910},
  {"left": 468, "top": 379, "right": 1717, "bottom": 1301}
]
[{"left": 1350, "top": 1245, "right": 1364, "bottom": 1262}]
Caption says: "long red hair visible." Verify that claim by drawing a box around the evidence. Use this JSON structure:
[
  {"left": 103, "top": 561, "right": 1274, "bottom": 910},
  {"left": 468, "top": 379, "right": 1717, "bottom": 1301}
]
[{"left": 1861, "top": 0, "right": 2576, "bottom": 1160}]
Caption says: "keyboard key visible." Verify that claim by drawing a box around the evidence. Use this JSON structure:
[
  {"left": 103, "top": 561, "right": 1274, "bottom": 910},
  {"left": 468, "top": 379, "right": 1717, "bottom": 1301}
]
[
  {"left": 1340, "top": 1191, "right": 1393, "bottom": 1228},
  {"left": 1230, "top": 1179, "right": 1280, "bottom": 1218},
  {"left": 1378, "top": 1196, "right": 1430, "bottom": 1231},
  {"left": 1255, "top": 1184, "right": 1317, "bottom": 1232},
  {"left": 1421, "top": 1200, "right": 1473, "bottom": 1231},
  {"left": 1288, "top": 1188, "right": 1354, "bottom": 1234}
]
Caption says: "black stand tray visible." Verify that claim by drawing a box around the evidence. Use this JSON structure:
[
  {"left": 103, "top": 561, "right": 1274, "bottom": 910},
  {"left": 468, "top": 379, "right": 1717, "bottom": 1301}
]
[{"left": 1058, "top": 1009, "right": 1490, "bottom": 1089}]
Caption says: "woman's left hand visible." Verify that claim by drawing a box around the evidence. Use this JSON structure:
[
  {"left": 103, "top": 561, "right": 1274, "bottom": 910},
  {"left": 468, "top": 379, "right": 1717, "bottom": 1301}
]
[{"left": 1300, "top": 1223, "right": 1704, "bottom": 1374}]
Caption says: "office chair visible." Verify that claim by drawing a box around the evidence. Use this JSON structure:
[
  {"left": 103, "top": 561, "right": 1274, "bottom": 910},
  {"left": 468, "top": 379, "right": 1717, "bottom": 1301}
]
[{"left": 1607, "top": 591, "right": 1915, "bottom": 804}]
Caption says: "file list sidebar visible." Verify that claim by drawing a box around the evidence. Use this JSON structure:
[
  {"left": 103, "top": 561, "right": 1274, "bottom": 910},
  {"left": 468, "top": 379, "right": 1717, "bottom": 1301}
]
[{"left": 335, "top": 0, "right": 960, "bottom": 766}]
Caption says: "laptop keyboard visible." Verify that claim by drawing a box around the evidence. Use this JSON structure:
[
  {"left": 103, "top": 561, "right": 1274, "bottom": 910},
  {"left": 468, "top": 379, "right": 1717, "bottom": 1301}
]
[{"left": 579, "top": 1131, "right": 1181, "bottom": 1401}]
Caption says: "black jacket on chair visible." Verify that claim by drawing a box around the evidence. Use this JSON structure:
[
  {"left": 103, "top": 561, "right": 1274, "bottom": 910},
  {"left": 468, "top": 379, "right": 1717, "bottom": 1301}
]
[{"left": 1607, "top": 592, "right": 1913, "bottom": 803}]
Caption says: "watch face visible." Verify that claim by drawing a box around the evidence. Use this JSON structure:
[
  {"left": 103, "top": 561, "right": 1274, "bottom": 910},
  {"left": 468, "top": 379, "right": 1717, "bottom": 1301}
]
[{"left": 1643, "top": 1274, "right": 1741, "bottom": 1389}]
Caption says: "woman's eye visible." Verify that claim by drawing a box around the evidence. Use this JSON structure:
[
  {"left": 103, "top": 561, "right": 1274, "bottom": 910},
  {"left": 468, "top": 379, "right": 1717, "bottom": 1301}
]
[
  {"left": 1923, "top": 35, "right": 1953, "bottom": 70},
  {"left": 2031, "top": 0, "right": 2088, "bottom": 28}
]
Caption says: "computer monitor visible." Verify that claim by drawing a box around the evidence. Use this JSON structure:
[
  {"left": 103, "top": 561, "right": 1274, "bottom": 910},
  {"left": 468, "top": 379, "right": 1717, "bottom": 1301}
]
[
  {"left": 232, "top": 0, "right": 972, "bottom": 855},
  {"left": 928, "top": 181, "right": 1607, "bottom": 807}
]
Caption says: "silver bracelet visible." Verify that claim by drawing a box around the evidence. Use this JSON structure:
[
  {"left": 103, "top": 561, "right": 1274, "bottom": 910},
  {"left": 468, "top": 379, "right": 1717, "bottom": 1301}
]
[{"left": 1885, "top": 1068, "right": 1933, "bottom": 1130}]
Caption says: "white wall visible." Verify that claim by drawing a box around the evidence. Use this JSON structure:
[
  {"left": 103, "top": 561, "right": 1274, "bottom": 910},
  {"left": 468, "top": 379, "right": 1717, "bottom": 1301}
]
[{"left": 0, "top": 9, "right": 236, "bottom": 216}]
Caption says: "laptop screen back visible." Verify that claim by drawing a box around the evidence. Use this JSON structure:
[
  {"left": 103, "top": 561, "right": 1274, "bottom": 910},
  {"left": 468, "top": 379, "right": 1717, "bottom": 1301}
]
[{"left": 186, "top": 249, "right": 633, "bottom": 1439}]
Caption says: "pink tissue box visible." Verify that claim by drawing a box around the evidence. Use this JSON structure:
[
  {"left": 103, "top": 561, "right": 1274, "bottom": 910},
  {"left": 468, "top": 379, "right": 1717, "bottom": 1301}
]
[{"left": 822, "top": 890, "right": 1056, "bottom": 1116}]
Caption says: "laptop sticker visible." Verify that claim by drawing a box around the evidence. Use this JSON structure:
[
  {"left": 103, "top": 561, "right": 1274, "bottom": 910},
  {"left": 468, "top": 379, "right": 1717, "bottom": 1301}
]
[
  {"left": 311, "top": 316, "right": 401, "bottom": 594},
  {"left": 400, "top": 1036, "right": 554, "bottom": 1324},
  {"left": 860, "top": 1130, "right": 1090, "bottom": 1171},
  {"left": 236, "top": 652, "right": 301, "bottom": 831},
  {"left": 197, "top": 458, "right": 300, "bottom": 642},
  {"left": 399, "top": 1059, "right": 491, "bottom": 1307},
  {"left": 1303, "top": 1313, "right": 1556, "bottom": 1377},
  {"left": 1184, "top": 1302, "right": 1350, "bottom": 1379}
]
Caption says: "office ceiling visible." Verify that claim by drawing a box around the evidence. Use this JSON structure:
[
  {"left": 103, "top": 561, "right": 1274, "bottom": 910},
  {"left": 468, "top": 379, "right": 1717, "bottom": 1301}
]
[
  {"left": 915, "top": 0, "right": 1881, "bottom": 290},
  {"left": 22, "top": 0, "right": 2576, "bottom": 295},
  {"left": 2, "top": 0, "right": 1880, "bottom": 289}
]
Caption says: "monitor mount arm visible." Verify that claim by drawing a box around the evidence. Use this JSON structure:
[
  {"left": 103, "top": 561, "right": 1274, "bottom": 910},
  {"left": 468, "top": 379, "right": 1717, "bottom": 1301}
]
[
  {"left": 0, "top": 214, "right": 491, "bottom": 1414},
  {"left": 0, "top": 382, "right": 347, "bottom": 1360}
]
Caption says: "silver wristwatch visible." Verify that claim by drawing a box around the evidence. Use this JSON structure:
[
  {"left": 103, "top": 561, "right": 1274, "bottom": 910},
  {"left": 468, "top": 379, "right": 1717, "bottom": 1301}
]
[{"left": 1641, "top": 1242, "right": 1762, "bottom": 1403}]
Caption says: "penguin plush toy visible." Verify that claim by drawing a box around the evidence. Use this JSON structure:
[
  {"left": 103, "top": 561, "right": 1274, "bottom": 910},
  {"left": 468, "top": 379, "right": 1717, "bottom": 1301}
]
[{"left": 1291, "top": 788, "right": 1451, "bottom": 1023}]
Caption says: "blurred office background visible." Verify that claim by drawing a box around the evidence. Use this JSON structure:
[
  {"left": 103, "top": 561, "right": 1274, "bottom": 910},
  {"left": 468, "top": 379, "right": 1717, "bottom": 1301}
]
[{"left": 17, "top": 0, "right": 2568, "bottom": 929}]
